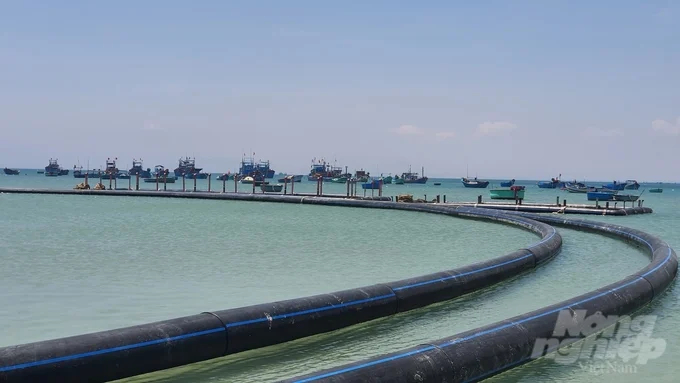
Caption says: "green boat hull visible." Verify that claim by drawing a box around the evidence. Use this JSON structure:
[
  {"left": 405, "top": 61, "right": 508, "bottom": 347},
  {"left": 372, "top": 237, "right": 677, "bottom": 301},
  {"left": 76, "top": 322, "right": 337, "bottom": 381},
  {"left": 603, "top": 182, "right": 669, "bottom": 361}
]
[
  {"left": 394, "top": 178, "right": 404, "bottom": 185},
  {"left": 489, "top": 188, "right": 525, "bottom": 200}
]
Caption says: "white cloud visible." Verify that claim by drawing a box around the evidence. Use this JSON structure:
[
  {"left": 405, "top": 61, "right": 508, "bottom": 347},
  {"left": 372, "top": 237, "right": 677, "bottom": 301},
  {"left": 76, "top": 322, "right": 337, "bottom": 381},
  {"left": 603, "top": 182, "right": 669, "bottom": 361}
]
[
  {"left": 477, "top": 121, "right": 517, "bottom": 136},
  {"left": 651, "top": 118, "right": 680, "bottom": 136},
  {"left": 435, "top": 131, "right": 456, "bottom": 139},
  {"left": 394, "top": 124, "right": 425, "bottom": 136},
  {"left": 582, "top": 127, "right": 623, "bottom": 137}
]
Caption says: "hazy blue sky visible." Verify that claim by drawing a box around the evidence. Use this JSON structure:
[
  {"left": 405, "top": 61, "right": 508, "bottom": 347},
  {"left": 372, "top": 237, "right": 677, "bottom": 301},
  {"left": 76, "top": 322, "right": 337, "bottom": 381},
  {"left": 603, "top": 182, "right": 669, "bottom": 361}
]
[{"left": 1, "top": 1, "right": 678, "bottom": 180}]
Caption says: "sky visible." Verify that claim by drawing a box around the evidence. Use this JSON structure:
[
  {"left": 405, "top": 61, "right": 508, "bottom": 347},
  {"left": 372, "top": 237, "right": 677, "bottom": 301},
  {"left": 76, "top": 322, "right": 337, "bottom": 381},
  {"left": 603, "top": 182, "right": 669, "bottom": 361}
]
[{"left": 1, "top": 1, "right": 678, "bottom": 181}]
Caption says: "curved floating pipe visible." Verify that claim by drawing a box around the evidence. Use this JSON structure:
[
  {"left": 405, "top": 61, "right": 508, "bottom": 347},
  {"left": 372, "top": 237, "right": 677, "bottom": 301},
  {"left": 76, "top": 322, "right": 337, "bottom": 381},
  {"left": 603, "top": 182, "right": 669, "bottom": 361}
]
[
  {"left": 0, "top": 193, "right": 562, "bottom": 383},
  {"left": 285, "top": 214, "right": 677, "bottom": 383}
]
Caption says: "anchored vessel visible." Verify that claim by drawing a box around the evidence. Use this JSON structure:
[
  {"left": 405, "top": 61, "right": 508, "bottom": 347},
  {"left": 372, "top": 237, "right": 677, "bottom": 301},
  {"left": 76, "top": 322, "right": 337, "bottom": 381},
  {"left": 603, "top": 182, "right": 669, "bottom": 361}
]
[
  {"left": 72, "top": 165, "right": 100, "bottom": 179},
  {"left": 174, "top": 157, "right": 207, "bottom": 179},
  {"left": 461, "top": 177, "right": 489, "bottom": 188},
  {"left": 489, "top": 185, "right": 525, "bottom": 200},
  {"left": 44, "top": 158, "right": 63, "bottom": 177},
  {"left": 307, "top": 159, "right": 344, "bottom": 181},
  {"left": 3, "top": 168, "right": 19, "bottom": 175},
  {"left": 129, "top": 159, "right": 151, "bottom": 179},
  {"left": 399, "top": 166, "right": 428, "bottom": 184},
  {"left": 144, "top": 165, "right": 176, "bottom": 183},
  {"left": 537, "top": 174, "right": 563, "bottom": 188}
]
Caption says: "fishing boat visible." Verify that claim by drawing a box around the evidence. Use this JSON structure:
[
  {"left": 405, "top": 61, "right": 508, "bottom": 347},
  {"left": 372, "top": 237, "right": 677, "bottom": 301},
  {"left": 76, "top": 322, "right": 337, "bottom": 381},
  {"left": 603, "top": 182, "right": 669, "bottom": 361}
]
[
  {"left": 218, "top": 173, "right": 234, "bottom": 181},
  {"left": 382, "top": 175, "right": 393, "bottom": 184},
  {"left": 72, "top": 165, "right": 100, "bottom": 178},
  {"left": 564, "top": 182, "right": 590, "bottom": 193},
  {"left": 174, "top": 157, "right": 204, "bottom": 178},
  {"left": 400, "top": 166, "right": 428, "bottom": 184},
  {"left": 649, "top": 188, "right": 663, "bottom": 193},
  {"left": 307, "top": 159, "right": 344, "bottom": 181},
  {"left": 129, "top": 159, "right": 152, "bottom": 178},
  {"left": 256, "top": 160, "right": 275, "bottom": 179},
  {"left": 117, "top": 171, "right": 131, "bottom": 180},
  {"left": 37, "top": 171, "right": 44, "bottom": 174},
  {"left": 101, "top": 158, "right": 119, "bottom": 180},
  {"left": 394, "top": 176, "right": 405, "bottom": 185},
  {"left": 433, "top": 182, "right": 441, "bottom": 186},
  {"left": 461, "top": 177, "right": 489, "bottom": 188},
  {"left": 490, "top": 186, "right": 525, "bottom": 200},
  {"left": 3, "top": 168, "right": 20, "bottom": 175},
  {"left": 601, "top": 181, "right": 626, "bottom": 191},
  {"left": 143, "top": 165, "right": 176, "bottom": 183},
  {"left": 261, "top": 183, "right": 283, "bottom": 193},
  {"left": 500, "top": 179, "right": 515, "bottom": 187},
  {"left": 624, "top": 180, "right": 640, "bottom": 190},
  {"left": 355, "top": 170, "right": 370, "bottom": 182},
  {"left": 361, "top": 178, "right": 383, "bottom": 190},
  {"left": 278, "top": 175, "right": 302, "bottom": 183},
  {"left": 241, "top": 174, "right": 266, "bottom": 186},
  {"left": 44, "top": 158, "right": 62, "bottom": 177},
  {"left": 613, "top": 194, "right": 639, "bottom": 202},
  {"left": 59, "top": 169, "right": 69, "bottom": 176},
  {"left": 537, "top": 175, "right": 562, "bottom": 189},
  {"left": 587, "top": 191, "right": 616, "bottom": 201}
]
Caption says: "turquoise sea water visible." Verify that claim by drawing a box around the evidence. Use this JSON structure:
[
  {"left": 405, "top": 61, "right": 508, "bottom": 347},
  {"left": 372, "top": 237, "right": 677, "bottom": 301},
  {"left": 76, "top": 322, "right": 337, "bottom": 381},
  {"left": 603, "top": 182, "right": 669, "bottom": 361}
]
[{"left": 0, "top": 172, "right": 678, "bottom": 382}]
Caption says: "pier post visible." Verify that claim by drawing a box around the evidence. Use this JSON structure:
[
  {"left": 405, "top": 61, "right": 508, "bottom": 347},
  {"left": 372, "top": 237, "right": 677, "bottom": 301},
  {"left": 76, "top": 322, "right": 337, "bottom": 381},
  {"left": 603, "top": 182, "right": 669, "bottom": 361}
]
[
  {"left": 291, "top": 177, "right": 294, "bottom": 194},
  {"left": 109, "top": 174, "right": 113, "bottom": 190},
  {"left": 563, "top": 199, "right": 567, "bottom": 206},
  {"left": 208, "top": 174, "right": 211, "bottom": 192},
  {"left": 316, "top": 177, "right": 320, "bottom": 196},
  {"left": 606, "top": 202, "right": 609, "bottom": 209},
  {"left": 252, "top": 179, "right": 255, "bottom": 194},
  {"left": 596, "top": 199, "right": 599, "bottom": 208},
  {"left": 136, "top": 174, "right": 139, "bottom": 191},
  {"left": 128, "top": 176, "right": 131, "bottom": 190},
  {"left": 556, "top": 196, "right": 560, "bottom": 206},
  {"left": 436, "top": 195, "right": 440, "bottom": 203},
  {"left": 156, "top": 173, "right": 159, "bottom": 191},
  {"left": 194, "top": 174, "right": 197, "bottom": 192},
  {"left": 182, "top": 174, "right": 186, "bottom": 192},
  {"left": 346, "top": 178, "right": 350, "bottom": 197},
  {"left": 163, "top": 170, "right": 168, "bottom": 191},
  {"left": 443, "top": 195, "right": 446, "bottom": 203},
  {"left": 114, "top": 177, "right": 117, "bottom": 190},
  {"left": 379, "top": 181, "right": 383, "bottom": 197},
  {"left": 477, "top": 195, "right": 482, "bottom": 204},
  {"left": 283, "top": 178, "right": 288, "bottom": 195},
  {"left": 234, "top": 175, "right": 238, "bottom": 193},
  {"left": 424, "top": 194, "right": 427, "bottom": 202},
  {"left": 222, "top": 175, "right": 226, "bottom": 193},
  {"left": 85, "top": 173, "right": 89, "bottom": 188}
]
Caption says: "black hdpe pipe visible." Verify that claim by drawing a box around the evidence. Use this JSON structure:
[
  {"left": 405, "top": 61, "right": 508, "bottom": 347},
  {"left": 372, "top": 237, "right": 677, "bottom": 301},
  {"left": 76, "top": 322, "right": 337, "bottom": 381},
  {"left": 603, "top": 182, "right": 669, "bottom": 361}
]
[
  {"left": 285, "top": 214, "right": 678, "bottom": 383},
  {"left": 0, "top": 192, "right": 562, "bottom": 383}
]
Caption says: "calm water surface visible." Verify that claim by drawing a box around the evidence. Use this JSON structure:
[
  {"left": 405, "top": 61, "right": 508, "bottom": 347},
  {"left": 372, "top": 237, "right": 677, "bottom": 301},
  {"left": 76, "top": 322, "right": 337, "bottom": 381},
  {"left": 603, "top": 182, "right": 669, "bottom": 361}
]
[{"left": 1, "top": 173, "right": 678, "bottom": 382}]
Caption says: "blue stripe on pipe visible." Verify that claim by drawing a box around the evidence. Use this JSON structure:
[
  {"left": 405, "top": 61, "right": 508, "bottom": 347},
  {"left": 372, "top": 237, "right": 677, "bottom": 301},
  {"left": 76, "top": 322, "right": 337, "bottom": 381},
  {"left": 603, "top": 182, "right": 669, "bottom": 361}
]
[
  {"left": 226, "top": 294, "right": 396, "bottom": 328},
  {"left": 0, "top": 327, "right": 226, "bottom": 372},
  {"left": 293, "top": 245, "right": 673, "bottom": 382},
  {"left": 293, "top": 346, "right": 437, "bottom": 383},
  {"left": 392, "top": 253, "right": 534, "bottom": 291}
]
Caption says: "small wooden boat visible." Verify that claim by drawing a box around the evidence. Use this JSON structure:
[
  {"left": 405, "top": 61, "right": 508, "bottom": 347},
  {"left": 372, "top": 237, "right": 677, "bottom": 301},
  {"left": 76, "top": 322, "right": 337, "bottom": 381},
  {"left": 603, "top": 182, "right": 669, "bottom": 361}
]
[
  {"left": 361, "top": 178, "right": 383, "bottom": 190},
  {"left": 261, "top": 183, "right": 283, "bottom": 193},
  {"left": 461, "top": 177, "right": 489, "bottom": 188},
  {"left": 587, "top": 191, "right": 615, "bottom": 201},
  {"left": 490, "top": 186, "right": 525, "bottom": 200},
  {"left": 601, "top": 181, "right": 626, "bottom": 191},
  {"left": 433, "top": 182, "right": 441, "bottom": 186},
  {"left": 394, "top": 177, "right": 405, "bottom": 185},
  {"left": 278, "top": 175, "right": 302, "bottom": 183},
  {"left": 3, "top": 168, "right": 20, "bottom": 175},
  {"left": 613, "top": 194, "right": 639, "bottom": 202},
  {"left": 500, "top": 179, "right": 515, "bottom": 187},
  {"left": 649, "top": 188, "right": 663, "bottom": 193}
]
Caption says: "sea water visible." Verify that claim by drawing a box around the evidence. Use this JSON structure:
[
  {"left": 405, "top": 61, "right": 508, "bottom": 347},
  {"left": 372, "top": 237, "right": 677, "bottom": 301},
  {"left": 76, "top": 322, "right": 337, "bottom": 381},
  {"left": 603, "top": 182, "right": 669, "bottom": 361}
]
[{"left": 0, "top": 172, "right": 678, "bottom": 382}]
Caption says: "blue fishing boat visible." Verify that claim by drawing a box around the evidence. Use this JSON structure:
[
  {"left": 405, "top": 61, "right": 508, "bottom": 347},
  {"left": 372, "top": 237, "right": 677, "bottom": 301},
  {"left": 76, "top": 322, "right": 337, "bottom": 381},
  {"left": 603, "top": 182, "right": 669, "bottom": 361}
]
[
  {"left": 587, "top": 191, "right": 616, "bottom": 201},
  {"left": 44, "top": 158, "right": 62, "bottom": 177},
  {"left": 564, "top": 182, "right": 589, "bottom": 193},
  {"left": 461, "top": 177, "right": 489, "bottom": 188},
  {"left": 361, "top": 178, "right": 383, "bottom": 190},
  {"left": 500, "top": 179, "right": 515, "bottom": 187},
  {"left": 129, "top": 159, "right": 152, "bottom": 179},
  {"left": 537, "top": 175, "right": 562, "bottom": 189},
  {"left": 256, "top": 160, "right": 275, "bottom": 179},
  {"left": 3, "top": 168, "right": 20, "bottom": 175}
]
